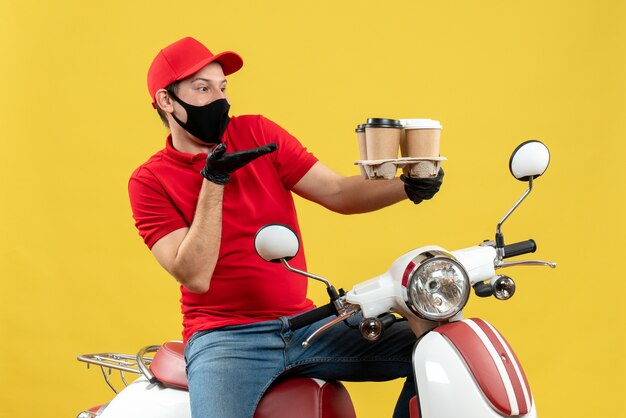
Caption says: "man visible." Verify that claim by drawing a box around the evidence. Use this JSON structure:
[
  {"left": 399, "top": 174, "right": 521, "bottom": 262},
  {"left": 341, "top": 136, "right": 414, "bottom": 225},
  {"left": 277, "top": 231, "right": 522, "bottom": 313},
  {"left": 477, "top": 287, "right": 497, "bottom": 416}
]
[{"left": 129, "top": 36, "right": 444, "bottom": 418}]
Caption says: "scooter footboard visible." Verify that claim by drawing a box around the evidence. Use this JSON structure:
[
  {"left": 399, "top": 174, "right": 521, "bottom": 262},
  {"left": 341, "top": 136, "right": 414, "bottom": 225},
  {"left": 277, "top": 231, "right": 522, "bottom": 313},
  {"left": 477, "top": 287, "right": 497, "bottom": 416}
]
[{"left": 412, "top": 318, "right": 536, "bottom": 418}]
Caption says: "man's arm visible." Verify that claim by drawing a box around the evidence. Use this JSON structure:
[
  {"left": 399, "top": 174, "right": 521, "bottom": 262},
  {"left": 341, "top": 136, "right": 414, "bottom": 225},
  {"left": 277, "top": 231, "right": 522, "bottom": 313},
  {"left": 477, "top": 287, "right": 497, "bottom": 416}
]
[
  {"left": 292, "top": 161, "right": 408, "bottom": 214},
  {"left": 150, "top": 180, "right": 224, "bottom": 293},
  {"left": 148, "top": 143, "right": 278, "bottom": 293}
]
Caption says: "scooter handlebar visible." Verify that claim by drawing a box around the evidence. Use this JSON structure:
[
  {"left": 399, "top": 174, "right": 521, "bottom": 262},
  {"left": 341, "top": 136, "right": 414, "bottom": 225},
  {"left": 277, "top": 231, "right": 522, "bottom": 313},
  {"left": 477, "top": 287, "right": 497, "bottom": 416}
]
[
  {"left": 288, "top": 303, "right": 336, "bottom": 331},
  {"left": 503, "top": 239, "right": 536, "bottom": 258}
]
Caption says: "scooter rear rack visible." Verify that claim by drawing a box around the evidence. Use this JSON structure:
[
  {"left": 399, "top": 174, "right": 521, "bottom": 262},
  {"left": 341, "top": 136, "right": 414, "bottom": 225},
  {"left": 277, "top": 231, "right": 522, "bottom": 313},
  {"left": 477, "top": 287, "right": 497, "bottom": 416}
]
[{"left": 77, "top": 345, "right": 160, "bottom": 394}]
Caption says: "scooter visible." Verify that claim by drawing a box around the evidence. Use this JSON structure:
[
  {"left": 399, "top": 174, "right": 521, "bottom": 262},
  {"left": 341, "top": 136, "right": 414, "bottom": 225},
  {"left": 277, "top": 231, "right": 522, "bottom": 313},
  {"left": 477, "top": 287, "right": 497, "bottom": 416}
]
[{"left": 77, "top": 140, "right": 555, "bottom": 418}]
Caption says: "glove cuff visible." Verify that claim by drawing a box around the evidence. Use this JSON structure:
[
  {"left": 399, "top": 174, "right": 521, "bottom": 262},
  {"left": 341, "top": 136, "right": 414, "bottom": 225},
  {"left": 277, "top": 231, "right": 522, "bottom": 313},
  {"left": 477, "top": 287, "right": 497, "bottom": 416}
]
[{"left": 200, "top": 168, "right": 230, "bottom": 185}]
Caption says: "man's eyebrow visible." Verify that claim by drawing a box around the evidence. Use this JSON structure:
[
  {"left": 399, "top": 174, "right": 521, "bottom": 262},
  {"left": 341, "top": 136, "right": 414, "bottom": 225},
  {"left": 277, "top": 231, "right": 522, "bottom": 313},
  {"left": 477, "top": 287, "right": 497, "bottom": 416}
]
[{"left": 190, "top": 77, "right": 227, "bottom": 85}]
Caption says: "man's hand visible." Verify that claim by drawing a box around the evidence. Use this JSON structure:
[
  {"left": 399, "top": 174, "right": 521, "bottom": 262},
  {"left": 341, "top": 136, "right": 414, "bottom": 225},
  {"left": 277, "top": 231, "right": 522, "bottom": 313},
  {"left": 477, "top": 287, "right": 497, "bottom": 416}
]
[
  {"left": 201, "top": 143, "right": 278, "bottom": 185},
  {"left": 401, "top": 167, "right": 444, "bottom": 204}
]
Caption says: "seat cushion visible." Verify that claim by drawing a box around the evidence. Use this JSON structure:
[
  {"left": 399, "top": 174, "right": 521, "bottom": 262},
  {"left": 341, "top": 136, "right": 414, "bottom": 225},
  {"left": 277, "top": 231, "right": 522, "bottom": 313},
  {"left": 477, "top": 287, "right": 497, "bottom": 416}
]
[{"left": 255, "top": 378, "right": 356, "bottom": 418}]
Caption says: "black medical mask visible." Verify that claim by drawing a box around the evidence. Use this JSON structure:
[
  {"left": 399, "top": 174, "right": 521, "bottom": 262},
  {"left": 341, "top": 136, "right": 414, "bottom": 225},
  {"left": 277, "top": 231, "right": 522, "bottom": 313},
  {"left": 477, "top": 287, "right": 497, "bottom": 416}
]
[{"left": 168, "top": 91, "right": 231, "bottom": 144}]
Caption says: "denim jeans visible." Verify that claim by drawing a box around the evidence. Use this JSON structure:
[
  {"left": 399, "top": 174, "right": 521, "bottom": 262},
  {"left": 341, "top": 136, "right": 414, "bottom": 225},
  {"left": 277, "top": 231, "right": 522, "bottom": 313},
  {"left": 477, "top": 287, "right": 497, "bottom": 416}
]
[{"left": 184, "top": 313, "right": 416, "bottom": 418}]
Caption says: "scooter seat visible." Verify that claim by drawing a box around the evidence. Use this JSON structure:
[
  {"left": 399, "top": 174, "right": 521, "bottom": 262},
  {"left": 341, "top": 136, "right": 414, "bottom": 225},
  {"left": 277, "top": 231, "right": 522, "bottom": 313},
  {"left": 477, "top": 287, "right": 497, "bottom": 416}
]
[
  {"left": 150, "top": 341, "right": 357, "bottom": 418},
  {"left": 150, "top": 341, "right": 188, "bottom": 390}
]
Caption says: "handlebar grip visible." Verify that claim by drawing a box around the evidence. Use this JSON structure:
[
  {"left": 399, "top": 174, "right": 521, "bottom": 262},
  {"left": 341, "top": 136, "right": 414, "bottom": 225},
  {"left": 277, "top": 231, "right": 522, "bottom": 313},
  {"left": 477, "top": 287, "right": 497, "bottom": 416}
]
[
  {"left": 288, "top": 304, "right": 336, "bottom": 331},
  {"left": 503, "top": 239, "right": 537, "bottom": 259}
]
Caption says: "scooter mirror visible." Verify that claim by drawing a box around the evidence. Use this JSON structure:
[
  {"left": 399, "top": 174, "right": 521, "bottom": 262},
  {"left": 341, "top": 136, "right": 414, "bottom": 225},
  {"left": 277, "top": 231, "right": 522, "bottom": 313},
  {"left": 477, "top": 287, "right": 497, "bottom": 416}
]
[
  {"left": 254, "top": 224, "right": 300, "bottom": 263},
  {"left": 509, "top": 140, "right": 550, "bottom": 181}
]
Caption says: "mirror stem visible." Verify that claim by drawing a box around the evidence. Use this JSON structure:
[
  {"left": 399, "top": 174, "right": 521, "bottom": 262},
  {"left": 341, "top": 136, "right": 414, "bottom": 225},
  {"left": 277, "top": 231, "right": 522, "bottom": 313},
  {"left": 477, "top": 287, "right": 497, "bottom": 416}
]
[
  {"left": 280, "top": 259, "right": 329, "bottom": 286},
  {"left": 497, "top": 177, "right": 533, "bottom": 235},
  {"left": 280, "top": 258, "right": 339, "bottom": 302},
  {"left": 496, "top": 177, "right": 533, "bottom": 257}
]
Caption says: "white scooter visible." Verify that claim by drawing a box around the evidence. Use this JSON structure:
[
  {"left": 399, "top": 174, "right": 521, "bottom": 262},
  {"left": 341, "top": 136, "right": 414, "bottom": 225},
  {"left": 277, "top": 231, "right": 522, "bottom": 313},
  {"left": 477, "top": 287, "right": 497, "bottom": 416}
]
[{"left": 77, "top": 140, "right": 555, "bottom": 418}]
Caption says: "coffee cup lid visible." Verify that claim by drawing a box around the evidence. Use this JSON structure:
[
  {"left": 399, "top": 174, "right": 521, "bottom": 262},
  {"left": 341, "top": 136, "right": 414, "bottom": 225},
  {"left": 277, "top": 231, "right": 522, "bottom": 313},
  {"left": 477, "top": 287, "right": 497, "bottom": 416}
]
[
  {"left": 365, "top": 118, "right": 403, "bottom": 128},
  {"left": 400, "top": 118, "right": 442, "bottom": 129},
  {"left": 355, "top": 124, "right": 366, "bottom": 132}
]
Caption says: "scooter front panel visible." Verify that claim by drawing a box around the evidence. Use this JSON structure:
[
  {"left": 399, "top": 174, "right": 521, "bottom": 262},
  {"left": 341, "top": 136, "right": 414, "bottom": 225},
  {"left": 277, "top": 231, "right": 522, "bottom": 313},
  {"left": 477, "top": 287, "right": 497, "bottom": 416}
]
[
  {"left": 436, "top": 318, "right": 531, "bottom": 415},
  {"left": 413, "top": 323, "right": 536, "bottom": 418}
]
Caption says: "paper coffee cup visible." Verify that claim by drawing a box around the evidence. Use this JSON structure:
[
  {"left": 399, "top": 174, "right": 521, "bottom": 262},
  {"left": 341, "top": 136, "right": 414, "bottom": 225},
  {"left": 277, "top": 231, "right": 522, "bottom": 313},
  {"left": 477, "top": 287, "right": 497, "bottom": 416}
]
[
  {"left": 355, "top": 124, "right": 367, "bottom": 160},
  {"left": 365, "top": 118, "right": 403, "bottom": 160},
  {"left": 400, "top": 119, "right": 442, "bottom": 158},
  {"left": 400, "top": 119, "right": 442, "bottom": 178}
]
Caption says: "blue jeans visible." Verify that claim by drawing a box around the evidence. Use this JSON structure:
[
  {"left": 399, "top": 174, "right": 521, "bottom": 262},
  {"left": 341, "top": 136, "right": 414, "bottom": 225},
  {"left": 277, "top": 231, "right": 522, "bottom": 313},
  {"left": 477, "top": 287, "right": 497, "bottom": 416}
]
[{"left": 184, "top": 313, "right": 416, "bottom": 418}]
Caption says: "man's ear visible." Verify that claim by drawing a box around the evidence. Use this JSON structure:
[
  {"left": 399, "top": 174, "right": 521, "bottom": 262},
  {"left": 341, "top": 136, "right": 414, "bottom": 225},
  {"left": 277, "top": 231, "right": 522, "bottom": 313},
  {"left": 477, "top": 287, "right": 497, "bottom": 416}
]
[{"left": 155, "top": 89, "right": 174, "bottom": 113}]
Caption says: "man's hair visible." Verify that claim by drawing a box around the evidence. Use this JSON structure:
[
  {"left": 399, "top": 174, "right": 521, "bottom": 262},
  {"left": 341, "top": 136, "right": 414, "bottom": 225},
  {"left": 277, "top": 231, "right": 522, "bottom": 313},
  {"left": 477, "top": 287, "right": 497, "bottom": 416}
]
[{"left": 155, "top": 81, "right": 182, "bottom": 128}]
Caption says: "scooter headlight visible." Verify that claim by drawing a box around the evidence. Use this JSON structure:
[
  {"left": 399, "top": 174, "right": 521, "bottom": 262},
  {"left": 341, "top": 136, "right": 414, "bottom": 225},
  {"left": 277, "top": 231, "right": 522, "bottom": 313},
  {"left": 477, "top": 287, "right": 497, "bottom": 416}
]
[{"left": 402, "top": 250, "right": 470, "bottom": 321}]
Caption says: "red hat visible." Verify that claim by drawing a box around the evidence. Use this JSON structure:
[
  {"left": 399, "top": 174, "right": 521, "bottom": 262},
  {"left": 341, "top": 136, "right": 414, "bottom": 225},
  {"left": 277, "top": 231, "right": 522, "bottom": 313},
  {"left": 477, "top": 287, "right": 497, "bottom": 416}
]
[{"left": 147, "top": 37, "right": 243, "bottom": 105}]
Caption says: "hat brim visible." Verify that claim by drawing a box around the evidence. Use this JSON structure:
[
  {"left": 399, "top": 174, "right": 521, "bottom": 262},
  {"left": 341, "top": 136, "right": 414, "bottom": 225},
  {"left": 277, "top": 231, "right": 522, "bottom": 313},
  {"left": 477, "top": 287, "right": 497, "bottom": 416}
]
[{"left": 177, "top": 50, "right": 244, "bottom": 82}]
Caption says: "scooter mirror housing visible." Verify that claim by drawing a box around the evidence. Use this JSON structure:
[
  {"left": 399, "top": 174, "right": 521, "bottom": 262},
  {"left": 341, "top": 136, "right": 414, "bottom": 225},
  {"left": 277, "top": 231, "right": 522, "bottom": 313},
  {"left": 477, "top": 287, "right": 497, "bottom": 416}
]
[
  {"left": 509, "top": 140, "right": 550, "bottom": 181},
  {"left": 254, "top": 224, "right": 300, "bottom": 263}
]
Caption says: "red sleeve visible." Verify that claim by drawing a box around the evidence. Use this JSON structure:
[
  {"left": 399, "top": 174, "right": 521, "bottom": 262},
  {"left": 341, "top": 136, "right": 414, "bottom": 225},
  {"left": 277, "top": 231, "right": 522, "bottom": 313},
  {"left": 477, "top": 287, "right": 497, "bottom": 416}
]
[{"left": 128, "top": 167, "right": 189, "bottom": 249}]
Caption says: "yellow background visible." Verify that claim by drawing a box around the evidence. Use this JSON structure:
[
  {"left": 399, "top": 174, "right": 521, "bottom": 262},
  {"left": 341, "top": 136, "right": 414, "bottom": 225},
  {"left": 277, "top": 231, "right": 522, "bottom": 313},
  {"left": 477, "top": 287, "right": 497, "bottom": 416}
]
[{"left": 1, "top": 0, "right": 624, "bottom": 416}]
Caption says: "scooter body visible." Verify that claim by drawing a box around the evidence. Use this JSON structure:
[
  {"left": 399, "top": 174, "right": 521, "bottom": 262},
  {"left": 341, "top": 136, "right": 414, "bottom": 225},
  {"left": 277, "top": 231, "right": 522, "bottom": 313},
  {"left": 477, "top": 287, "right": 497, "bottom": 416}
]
[{"left": 79, "top": 318, "right": 536, "bottom": 418}]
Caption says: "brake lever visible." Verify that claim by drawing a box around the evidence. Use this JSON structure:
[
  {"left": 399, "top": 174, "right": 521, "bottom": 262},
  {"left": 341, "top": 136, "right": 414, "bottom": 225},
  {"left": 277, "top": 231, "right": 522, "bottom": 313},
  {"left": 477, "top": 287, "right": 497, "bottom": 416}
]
[
  {"left": 302, "top": 304, "right": 361, "bottom": 349},
  {"left": 496, "top": 259, "right": 557, "bottom": 269}
]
